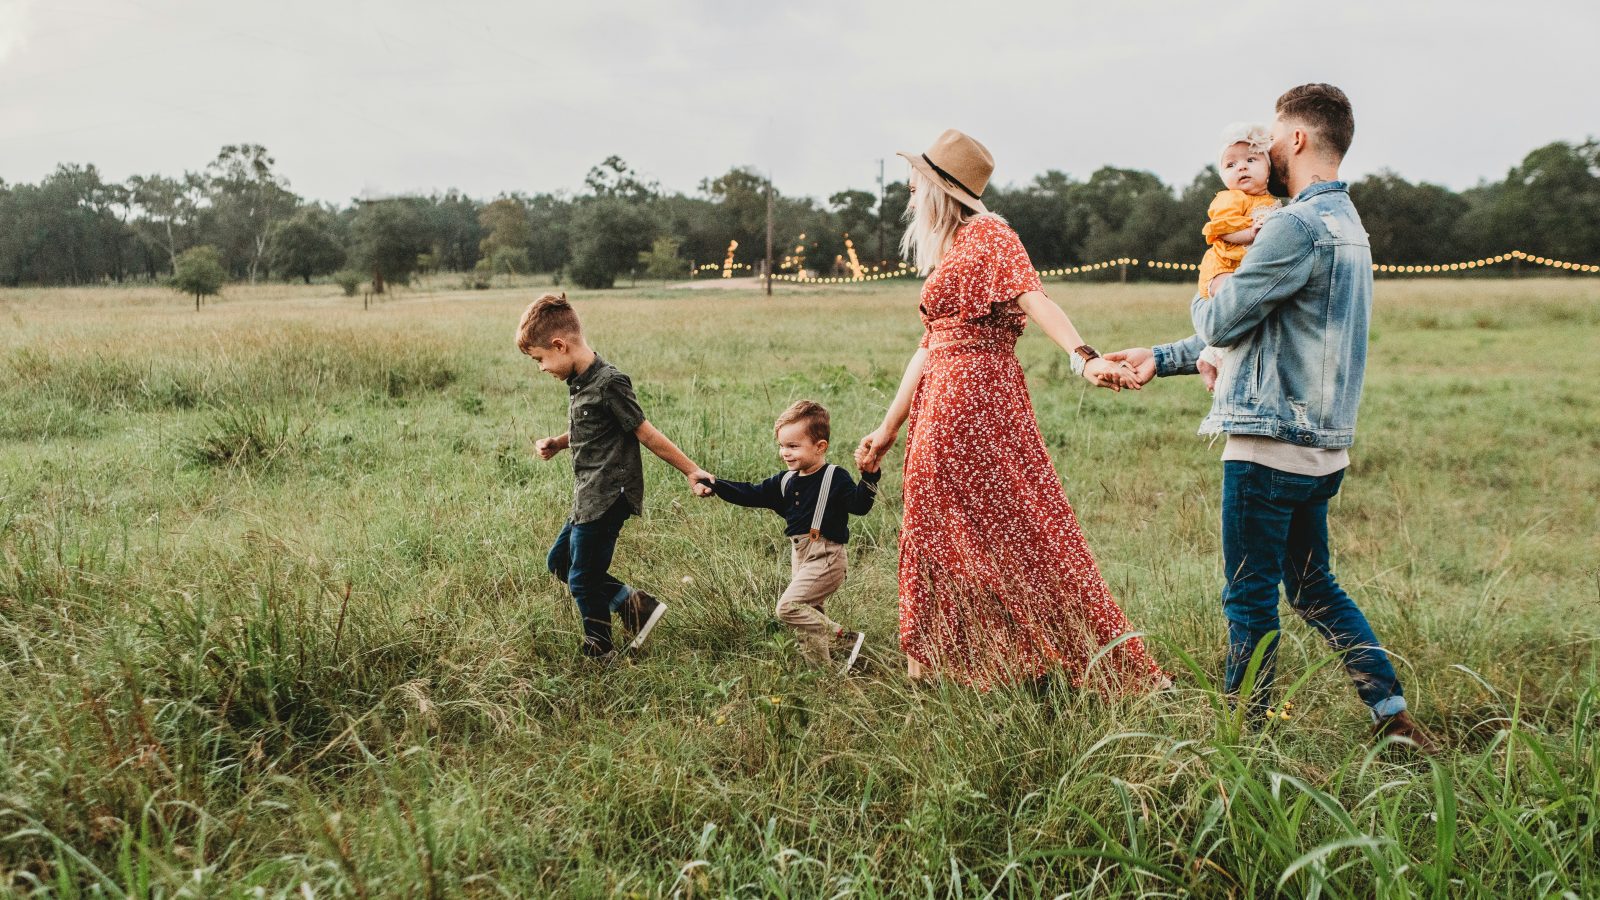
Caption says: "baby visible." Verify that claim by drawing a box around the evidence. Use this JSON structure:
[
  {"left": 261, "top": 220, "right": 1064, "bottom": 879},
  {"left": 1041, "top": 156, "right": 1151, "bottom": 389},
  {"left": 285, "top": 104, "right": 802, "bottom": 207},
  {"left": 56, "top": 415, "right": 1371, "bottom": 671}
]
[{"left": 1196, "top": 122, "right": 1280, "bottom": 391}]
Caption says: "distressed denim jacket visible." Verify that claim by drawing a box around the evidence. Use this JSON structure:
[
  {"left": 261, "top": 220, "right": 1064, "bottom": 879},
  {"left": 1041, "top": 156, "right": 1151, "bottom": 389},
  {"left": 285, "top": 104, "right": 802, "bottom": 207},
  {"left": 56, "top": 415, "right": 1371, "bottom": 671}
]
[{"left": 1154, "top": 181, "right": 1371, "bottom": 449}]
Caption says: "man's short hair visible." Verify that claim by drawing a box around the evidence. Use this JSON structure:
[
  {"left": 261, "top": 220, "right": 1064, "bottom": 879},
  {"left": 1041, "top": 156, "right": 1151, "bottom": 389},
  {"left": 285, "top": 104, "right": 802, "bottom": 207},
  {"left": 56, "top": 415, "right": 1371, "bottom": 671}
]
[
  {"left": 774, "top": 400, "right": 830, "bottom": 443},
  {"left": 515, "top": 292, "right": 583, "bottom": 352},
  {"left": 1276, "top": 83, "right": 1355, "bottom": 160}
]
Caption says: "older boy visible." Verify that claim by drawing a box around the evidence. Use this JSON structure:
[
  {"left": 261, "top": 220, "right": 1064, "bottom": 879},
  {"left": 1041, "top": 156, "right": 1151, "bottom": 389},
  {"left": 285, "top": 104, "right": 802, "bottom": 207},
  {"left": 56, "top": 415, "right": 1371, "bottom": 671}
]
[{"left": 516, "top": 293, "right": 714, "bottom": 661}]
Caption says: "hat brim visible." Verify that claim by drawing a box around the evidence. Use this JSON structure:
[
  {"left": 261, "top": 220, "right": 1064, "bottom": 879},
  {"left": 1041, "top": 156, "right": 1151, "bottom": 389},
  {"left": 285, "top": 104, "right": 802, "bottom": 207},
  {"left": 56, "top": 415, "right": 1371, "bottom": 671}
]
[{"left": 897, "top": 151, "right": 988, "bottom": 216}]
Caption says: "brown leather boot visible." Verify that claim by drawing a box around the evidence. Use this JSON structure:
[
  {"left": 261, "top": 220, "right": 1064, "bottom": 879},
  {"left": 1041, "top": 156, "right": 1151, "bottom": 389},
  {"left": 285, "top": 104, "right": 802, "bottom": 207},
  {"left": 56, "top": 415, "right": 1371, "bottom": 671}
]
[{"left": 1373, "top": 711, "right": 1441, "bottom": 756}]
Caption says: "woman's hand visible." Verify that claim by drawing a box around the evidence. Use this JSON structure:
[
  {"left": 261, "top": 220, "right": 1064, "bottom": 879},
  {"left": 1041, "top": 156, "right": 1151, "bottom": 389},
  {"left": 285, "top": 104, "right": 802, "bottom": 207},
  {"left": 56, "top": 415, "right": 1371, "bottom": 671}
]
[
  {"left": 1083, "top": 357, "right": 1142, "bottom": 392},
  {"left": 855, "top": 426, "right": 898, "bottom": 471}
]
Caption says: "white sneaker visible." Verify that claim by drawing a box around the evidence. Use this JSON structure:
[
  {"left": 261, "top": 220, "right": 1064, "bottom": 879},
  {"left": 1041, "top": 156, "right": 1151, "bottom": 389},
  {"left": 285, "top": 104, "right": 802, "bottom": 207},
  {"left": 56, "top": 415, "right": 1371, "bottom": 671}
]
[
  {"left": 624, "top": 591, "right": 667, "bottom": 651},
  {"left": 835, "top": 630, "right": 865, "bottom": 675}
]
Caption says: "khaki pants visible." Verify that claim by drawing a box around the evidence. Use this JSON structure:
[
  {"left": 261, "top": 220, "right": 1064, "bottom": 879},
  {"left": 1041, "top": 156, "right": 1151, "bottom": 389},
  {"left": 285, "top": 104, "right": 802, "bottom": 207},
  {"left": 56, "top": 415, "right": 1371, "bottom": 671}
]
[{"left": 778, "top": 535, "right": 847, "bottom": 664}]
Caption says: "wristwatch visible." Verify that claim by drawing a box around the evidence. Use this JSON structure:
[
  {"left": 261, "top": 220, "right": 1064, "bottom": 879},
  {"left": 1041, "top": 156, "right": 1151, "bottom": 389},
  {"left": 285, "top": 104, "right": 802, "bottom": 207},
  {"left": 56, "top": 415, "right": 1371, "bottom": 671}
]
[{"left": 1069, "top": 344, "right": 1100, "bottom": 376}]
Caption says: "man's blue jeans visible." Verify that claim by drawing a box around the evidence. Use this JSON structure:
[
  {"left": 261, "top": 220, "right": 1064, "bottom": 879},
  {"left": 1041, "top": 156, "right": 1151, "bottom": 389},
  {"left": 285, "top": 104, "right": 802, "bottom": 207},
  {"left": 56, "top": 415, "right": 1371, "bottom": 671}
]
[
  {"left": 1221, "top": 461, "right": 1406, "bottom": 719},
  {"left": 547, "top": 496, "right": 635, "bottom": 656}
]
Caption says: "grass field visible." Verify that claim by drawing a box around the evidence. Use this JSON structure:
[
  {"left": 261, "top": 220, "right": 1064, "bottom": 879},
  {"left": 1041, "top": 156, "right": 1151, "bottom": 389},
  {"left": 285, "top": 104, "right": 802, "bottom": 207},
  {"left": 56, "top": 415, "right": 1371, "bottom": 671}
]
[{"left": 1, "top": 276, "right": 1597, "bottom": 897}]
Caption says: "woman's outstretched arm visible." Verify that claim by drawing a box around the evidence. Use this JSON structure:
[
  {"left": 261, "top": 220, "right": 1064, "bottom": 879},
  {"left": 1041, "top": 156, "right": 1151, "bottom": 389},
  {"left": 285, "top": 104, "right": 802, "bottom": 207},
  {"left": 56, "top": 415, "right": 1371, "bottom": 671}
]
[
  {"left": 856, "top": 346, "right": 928, "bottom": 469},
  {"left": 1016, "top": 290, "right": 1141, "bottom": 391}
]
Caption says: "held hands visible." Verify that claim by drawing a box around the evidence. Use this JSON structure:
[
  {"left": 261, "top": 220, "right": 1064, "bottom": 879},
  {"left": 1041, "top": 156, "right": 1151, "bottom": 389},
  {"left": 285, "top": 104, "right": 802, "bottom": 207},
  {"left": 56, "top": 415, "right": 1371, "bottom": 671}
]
[
  {"left": 1101, "top": 348, "right": 1157, "bottom": 387},
  {"left": 1083, "top": 357, "right": 1143, "bottom": 392},
  {"left": 856, "top": 447, "right": 882, "bottom": 475},
  {"left": 687, "top": 469, "right": 716, "bottom": 498},
  {"left": 533, "top": 434, "right": 569, "bottom": 460},
  {"left": 854, "top": 426, "right": 896, "bottom": 473},
  {"left": 1104, "top": 346, "right": 1218, "bottom": 390}
]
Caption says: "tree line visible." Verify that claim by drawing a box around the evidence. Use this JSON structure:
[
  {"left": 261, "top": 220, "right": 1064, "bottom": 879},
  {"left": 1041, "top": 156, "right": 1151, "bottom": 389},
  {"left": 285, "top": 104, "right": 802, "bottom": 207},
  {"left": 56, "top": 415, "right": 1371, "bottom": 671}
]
[{"left": 2, "top": 139, "right": 1596, "bottom": 293}]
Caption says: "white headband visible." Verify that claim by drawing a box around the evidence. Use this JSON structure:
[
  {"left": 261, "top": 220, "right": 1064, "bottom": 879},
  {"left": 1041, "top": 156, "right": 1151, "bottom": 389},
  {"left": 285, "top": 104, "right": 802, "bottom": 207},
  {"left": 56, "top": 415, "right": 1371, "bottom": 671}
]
[{"left": 1218, "top": 122, "right": 1273, "bottom": 164}]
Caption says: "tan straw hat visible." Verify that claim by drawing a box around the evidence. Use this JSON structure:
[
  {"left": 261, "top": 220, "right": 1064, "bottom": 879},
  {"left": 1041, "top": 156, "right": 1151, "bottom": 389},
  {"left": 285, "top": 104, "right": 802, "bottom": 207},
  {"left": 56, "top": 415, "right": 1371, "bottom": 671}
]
[{"left": 898, "top": 129, "right": 991, "bottom": 215}]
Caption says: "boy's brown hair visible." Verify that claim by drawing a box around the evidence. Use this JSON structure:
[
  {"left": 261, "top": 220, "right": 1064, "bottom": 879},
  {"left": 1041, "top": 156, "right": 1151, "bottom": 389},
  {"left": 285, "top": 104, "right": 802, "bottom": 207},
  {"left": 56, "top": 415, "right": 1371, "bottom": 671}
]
[
  {"left": 774, "top": 400, "right": 829, "bottom": 443},
  {"left": 1276, "top": 83, "right": 1355, "bottom": 160},
  {"left": 515, "top": 292, "right": 584, "bottom": 353}
]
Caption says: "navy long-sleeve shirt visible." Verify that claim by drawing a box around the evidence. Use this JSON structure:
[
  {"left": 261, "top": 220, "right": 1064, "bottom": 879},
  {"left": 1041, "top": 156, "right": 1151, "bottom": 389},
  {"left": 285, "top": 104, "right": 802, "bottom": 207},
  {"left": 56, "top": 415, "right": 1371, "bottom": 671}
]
[{"left": 709, "top": 464, "right": 881, "bottom": 545}]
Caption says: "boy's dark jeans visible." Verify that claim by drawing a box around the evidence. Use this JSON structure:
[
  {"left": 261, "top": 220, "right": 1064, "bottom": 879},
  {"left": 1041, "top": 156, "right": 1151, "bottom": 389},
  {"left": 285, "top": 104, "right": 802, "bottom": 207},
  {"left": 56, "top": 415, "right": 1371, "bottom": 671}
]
[
  {"left": 547, "top": 496, "right": 635, "bottom": 657},
  {"left": 1221, "top": 461, "right": 1406, "bottom": 719}
]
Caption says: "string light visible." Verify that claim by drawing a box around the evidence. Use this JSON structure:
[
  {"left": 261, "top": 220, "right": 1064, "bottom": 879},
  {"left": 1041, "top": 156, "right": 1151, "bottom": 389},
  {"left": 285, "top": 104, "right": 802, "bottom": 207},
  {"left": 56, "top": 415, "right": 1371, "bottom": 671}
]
[
  {"left": 1370, "top": 250, "right": 1599, "bottom": 274},
  {"left": 722, "top": 246, "right": 1600, "bottom": 284}
]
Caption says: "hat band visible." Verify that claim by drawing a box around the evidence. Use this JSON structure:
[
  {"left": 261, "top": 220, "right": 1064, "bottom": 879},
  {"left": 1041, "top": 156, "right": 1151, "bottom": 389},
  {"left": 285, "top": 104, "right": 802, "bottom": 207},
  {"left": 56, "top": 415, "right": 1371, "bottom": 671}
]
[{"left": 922, "top": 154, "right": 982, "bottom": 201}]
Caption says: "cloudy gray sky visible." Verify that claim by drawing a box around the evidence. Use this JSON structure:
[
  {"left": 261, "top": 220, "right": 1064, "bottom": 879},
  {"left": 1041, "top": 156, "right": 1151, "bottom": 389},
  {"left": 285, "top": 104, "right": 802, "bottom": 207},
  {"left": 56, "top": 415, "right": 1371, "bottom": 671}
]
[{"left": 4, "top": 0, "right": 1597, "bottom": 203}]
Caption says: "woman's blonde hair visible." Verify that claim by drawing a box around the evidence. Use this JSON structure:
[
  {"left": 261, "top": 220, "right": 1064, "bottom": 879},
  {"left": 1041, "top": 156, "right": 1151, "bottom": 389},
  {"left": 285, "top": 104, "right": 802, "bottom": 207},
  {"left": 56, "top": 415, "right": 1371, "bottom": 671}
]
[{"left": 899, "top": 169, "right": 993, "bottom": 275}]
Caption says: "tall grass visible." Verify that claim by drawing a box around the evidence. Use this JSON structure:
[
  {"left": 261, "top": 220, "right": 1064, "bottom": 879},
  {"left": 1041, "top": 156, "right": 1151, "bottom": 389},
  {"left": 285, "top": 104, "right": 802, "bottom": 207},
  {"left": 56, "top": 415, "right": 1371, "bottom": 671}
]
[{"left": 0, "top": 278, "right": 1596, "bottom": 896}]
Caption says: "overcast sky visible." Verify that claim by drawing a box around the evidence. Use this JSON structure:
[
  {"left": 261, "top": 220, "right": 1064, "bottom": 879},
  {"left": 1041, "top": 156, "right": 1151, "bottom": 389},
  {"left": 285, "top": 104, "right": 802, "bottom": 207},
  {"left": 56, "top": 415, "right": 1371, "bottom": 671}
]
[{"left": 3, "top": 0, "right": 1597, "bottom": 204}]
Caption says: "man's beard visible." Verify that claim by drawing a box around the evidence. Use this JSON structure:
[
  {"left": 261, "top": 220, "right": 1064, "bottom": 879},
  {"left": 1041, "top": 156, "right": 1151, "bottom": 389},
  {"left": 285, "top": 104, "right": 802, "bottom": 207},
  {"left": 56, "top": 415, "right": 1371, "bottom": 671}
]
[{"left": 1267, "top": 153, "right": 1292, "bottom": 198}]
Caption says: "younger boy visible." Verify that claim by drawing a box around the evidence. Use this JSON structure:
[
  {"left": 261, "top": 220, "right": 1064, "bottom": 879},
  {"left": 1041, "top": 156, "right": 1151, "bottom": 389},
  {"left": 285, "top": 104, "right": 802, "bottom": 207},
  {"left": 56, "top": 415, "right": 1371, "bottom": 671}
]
[
  {"left": 703, "top": 400, "right": 880, "bottom": 673},
  {"left": 516, "top": 292, "right": 715, "bottom": 661}
]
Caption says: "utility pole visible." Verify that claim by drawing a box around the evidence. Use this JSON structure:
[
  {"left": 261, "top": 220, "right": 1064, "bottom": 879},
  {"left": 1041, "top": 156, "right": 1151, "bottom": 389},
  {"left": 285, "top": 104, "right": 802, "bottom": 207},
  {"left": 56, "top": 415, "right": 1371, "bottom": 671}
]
[
  {"left": 876, "top": 158, "right": 887, "bottom": 265},
  {"left": 765, "top": 174, "right": 774, "bottom": 297}
]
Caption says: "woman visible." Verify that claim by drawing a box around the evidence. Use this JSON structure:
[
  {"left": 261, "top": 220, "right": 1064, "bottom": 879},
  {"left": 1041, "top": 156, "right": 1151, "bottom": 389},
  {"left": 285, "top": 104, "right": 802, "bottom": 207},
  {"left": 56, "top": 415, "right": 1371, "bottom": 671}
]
[{"left": 856, "top": 129, "right": 1167, "bottom": 691}]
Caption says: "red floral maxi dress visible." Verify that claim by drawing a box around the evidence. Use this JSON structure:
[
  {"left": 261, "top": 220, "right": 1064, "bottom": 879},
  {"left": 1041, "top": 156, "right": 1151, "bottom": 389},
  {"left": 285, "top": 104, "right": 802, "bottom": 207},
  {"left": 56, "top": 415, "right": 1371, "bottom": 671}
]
[{"left": 898, "top": 215, "right": 1166, "bottom": 690}]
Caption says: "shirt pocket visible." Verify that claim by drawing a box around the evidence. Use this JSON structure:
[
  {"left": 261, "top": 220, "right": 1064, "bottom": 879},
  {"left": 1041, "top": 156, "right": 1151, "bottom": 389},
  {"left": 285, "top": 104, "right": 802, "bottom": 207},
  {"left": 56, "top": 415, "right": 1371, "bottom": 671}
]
[{"left": 569, "top": 397, "right": 609, "bottom": 446}]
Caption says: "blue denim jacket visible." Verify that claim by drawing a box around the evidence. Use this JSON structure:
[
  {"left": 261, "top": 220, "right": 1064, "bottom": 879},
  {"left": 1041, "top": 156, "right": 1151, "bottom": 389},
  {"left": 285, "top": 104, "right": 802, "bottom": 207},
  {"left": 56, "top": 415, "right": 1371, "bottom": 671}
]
[{"left": 1154, "top": 181, "right": 1371, "bottom": 449}]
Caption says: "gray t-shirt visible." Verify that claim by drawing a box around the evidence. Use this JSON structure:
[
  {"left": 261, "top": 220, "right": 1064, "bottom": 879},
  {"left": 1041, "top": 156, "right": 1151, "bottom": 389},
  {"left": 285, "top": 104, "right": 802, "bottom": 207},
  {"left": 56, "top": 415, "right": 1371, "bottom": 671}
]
[
  {"left": 566, "top": 353, "right": 646, "bottom": 523},
  {"left": 1222, "top": 434, "right": 1349, "bottom": 477}
]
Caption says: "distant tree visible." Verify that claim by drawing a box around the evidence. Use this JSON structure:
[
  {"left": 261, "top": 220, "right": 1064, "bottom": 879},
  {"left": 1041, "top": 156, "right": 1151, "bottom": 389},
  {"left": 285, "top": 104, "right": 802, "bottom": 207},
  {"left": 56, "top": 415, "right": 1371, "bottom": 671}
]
[
  {"left": 585, "top": 156, "right": 658, "bottom": 203},
  {"left": 638, "top": 236, "right": 687, "bottom": 280},
  {"left": 1076, "top": 167, "right": 1176, "bottom": 277},
  {"left": 1469, "top": 141, "right": 1600, "bottom": 262},
  {"left": 564, "top": 158, "right": 660, "bottom": 289},
  {"left": 128, "top": 172, "right": 204, "bottom": 274},
  {"left": 1148, "top": 168, "right": 1221, "bottom": 281},
  {"left": 0, "top": 164, "right": 130, "bottom": 285},
  {"left": 880, "top": 180, "right": 910, "bottom": 258},
  {"left": 172, "top": 245, "right": 226, "bottom": 310},
  {"left": 655, "top": 193, "right": 728, "bottom": 272},
  {"left": 268, "top": 207, "right": 345, "bottom": 283},
  {"left": 350, "top": 198, "right": 431, "bottom": 293},
  {"left": 419, "top": 191, "right": 482, "bottom": 272},
  {"left": 1353, "top": 171, "right": 1470, "bottom": 265},
  {"left": 203, "top": 145, "right": 298, "bottom": 282},
  {"left": 568, "top": 197, "right": 657, "bottom": 289},
  {"left": 4, "top": 136, "right": 1596, "bottom": 290},
  {"left": 829, "top": 189, "right": 877, "bottom": 238},
  {"left": 525, "top": 193, "right": 573, "bottom": 273},
  {"left": 701, "top": 167, "right": 769, "bottom": 248},
  {"left": 991, "top": 170, "right": 1086, "bottom": 268},
  {"left": 478, "top": 197, "right": 534, "bottom": 274},
  {"left": 87, "top": 180, "right": 136, "bottom": 282}
]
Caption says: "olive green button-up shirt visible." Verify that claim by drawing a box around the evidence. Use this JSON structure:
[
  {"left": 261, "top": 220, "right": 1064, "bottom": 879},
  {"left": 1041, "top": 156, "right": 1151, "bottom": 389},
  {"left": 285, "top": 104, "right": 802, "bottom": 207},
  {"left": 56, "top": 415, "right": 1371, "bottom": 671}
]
[{"left": 566, "top": 354, "right": 647, "bottom": 524}]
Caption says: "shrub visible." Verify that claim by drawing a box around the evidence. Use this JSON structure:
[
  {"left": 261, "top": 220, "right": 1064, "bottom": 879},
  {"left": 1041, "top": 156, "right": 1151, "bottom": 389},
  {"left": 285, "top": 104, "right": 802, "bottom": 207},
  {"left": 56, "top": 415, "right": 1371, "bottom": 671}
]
[
  {"left": 179, "top": 405, "right": 305, "bottom": 469},
  {"left": 334, "top": 270, "right": 365, "bottom": 297}
]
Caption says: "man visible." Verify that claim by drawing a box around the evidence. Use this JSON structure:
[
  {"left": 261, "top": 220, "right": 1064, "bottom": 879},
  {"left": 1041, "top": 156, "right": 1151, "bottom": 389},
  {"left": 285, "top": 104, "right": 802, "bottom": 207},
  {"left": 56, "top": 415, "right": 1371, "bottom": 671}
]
[{"left": 1109, "top": 84, "right": 1438, "bottom": 752}]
